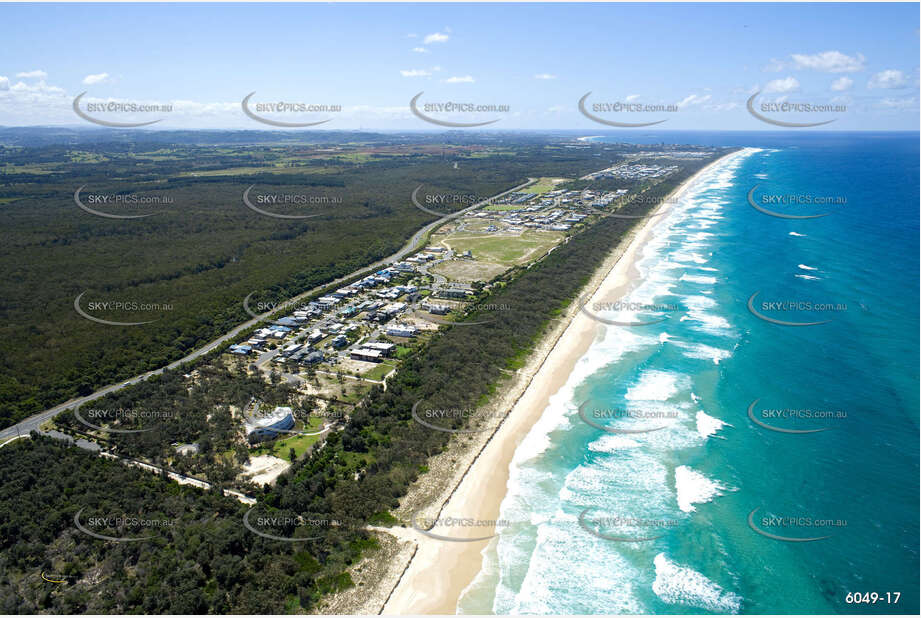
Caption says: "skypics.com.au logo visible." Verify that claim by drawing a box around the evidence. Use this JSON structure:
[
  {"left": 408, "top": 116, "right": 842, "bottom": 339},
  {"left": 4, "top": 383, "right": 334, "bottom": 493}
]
[
  {"left": 410, "top": 92, "right": 509, "bottom": 127},
  {"left": 410, "top": 185, "right": 491, "bottom": 218},
  {"left": 73, "top": 92, "right": 171, "bottom": 127},
  {"left": 241, "top": 92, "right": 341, "bottom": 127},
  {"left": 578, "top": 92, "right": 678, "bottom": 127},
  {"left": 74, "top": 292, "right": 173, "bottom": 326},
  {"left": 747, "top": 185, "right": 845, "bottom": 219},
  {"left": 242, "top": 186, "right": 341, "bottom": 219},
  {"left": 73, "top": 405, "right": 175, "bottom": 434},
  {"left": 746, "top": 91, "right": 845, "bottom": 128},
  {"left": 74, "top": 507, "right": 176, "bottom": 542},
  {"left": 74, "top": 185, "right": 174, "bottom": 219},
  {"left": 411, "top": 400, "right": 507, "bottom": 434}
]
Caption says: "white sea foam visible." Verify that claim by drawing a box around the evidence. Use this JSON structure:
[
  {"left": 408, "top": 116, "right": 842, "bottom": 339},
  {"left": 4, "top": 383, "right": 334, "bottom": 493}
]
[
  {"left": 671, "top": 251, "right": 708, "bottom": 264},
  {"left": 680, "top": 311, "right": 732, "bottom": 334},
  {"left": 798, "top": 264, "right": 818, "bottom": 271},
  {"left": 477, "top": 147, "right": 760, "bottom": 614},
  {"left": 509, "top": 325, "right": 654, "bottom": 465},
  {"left": 677, "top": 341, "right": 731, "bottom": 364},
  {"left": 795, "top": 274, "right": 819, "bottom": 281},
  {"left": 695, "top": 411, "right": 728, "bottom": 438},
  {"left": 508, "top": 521, "right": 648, "bottom": 614},
  {"left": 789, "top": 231, "right": 806, "bottom": 237},
  {"left": 675, "top": 465, "right": 726, "bottom": 513},
  {"left": 564, "top": 450, "right": 672, "bottom": 501},
  {"left": 680, "top": 294, "right": 716, "bottom": 311},
  {"left": 652, "top": 553, "right": 742, "bottom": 613},
  {"left": 586, "top": 434, "right": 642, "bottom": 452},
  {"left": 679, "top": 274, "right": 717, "bottom": 285},
  {"left": 625, "top": 370, "right": 680, "bottom": 401}
]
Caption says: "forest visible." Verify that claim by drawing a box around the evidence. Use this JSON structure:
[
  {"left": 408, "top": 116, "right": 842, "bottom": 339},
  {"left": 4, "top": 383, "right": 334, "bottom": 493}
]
[
  {"left": 0, "top": 436, "right": 368, "bottom": 613},
  {"left": 0, "top": 133, "right": 640, "bottom": 427},
  {"left": 2, "top": 150, "right": 730, "bottom": 612}
]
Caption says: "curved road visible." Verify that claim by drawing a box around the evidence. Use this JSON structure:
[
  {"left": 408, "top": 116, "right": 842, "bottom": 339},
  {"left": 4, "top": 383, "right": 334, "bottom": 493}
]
[{"left": 0, "top": 178, "right": 535, "bottom": 441}]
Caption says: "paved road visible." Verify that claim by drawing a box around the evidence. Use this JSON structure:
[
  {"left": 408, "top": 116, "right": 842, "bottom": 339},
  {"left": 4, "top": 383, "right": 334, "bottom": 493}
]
[{"left": 1, "top": 178, "right": 535, "bottom": 441}]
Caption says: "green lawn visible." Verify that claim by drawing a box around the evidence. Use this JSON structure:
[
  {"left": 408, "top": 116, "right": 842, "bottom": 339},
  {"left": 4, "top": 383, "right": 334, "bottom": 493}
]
[
  {"left": 362, "top": 361, "right": 396, "bottom": 381},
  {"left": 527, "top": 176, "right": 569, "bottom": 194},
  {"left": 443, "top": 230, "right": 564, "bottom": 266},
  {"left": 249, "top": 416, "right": 327, "bottom": 458},
  {"left": 481, "top": 203, "right": 525, "bottom": 212}
]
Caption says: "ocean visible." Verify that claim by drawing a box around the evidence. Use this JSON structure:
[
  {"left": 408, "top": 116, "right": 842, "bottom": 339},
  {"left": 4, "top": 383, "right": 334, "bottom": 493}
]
[{"left": 457, "top": 133, "right": 919, "bottom": 615}]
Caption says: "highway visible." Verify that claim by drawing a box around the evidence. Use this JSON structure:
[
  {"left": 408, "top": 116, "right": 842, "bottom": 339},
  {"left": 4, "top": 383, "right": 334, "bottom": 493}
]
[{"left": 0, "top": 178, "right": 535, "bottom": 441}]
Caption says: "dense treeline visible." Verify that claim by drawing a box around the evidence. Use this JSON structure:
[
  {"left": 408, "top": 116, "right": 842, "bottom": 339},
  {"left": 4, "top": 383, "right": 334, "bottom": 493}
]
[
  {"left": 0, "top": 137, "right": 632, "bottom": 427},
  {"left": 53, "top": 362, "right": 300, "bottom": 483},
  {"left": 0, "top": 127, "right": 598, "bottom": 148},
  {"left": 0, "top": 437, "right": 369, "bottom": 613},
  {"left": 0, "top": 151, "right": 731, "bottom": 613}
]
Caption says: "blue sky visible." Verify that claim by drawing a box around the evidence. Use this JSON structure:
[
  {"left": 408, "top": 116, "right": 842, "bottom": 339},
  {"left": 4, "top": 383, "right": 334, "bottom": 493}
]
[{"left": 1, "top": 2, "right": 918, "bottom": 130}]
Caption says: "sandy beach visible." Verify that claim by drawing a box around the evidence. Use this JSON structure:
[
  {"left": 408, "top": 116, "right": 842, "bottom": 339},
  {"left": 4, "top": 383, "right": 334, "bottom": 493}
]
[{"left": 380, "top": 151, "right": 741, "bottom": 615}]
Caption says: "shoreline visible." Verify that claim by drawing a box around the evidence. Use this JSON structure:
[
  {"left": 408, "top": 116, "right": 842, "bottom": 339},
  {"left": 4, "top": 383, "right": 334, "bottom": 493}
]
[{"left": 380, "top": 150, "right": 743, "bottom": 615}]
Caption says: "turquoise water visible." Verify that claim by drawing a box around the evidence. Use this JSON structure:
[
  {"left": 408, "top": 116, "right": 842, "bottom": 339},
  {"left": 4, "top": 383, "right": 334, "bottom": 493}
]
[{"left": 458, "top": 135, "right": 919, "bottom": 614}]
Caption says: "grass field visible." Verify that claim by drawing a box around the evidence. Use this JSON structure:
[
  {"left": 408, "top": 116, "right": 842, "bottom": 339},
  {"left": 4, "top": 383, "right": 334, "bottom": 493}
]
[
  {"left": 528, "top": 176, "right": 570, "bottom": 194},
  {"left": 459, "top": 219, "right": 496, "bottom": 231},
  {"left": 249, "top": 415, "right": 327, "bottom": 458},
  {"left": 430, "top": 259, "right": 507, "bottom": 282},
  {"left": 440, "top": 229, "right": 564, "bottom": 266},
  {"left": 481, "top": 203, "right": 524, "bottom": 212},
  {"left": 362, "top": 361, "right": 396, "bottom": 381}
]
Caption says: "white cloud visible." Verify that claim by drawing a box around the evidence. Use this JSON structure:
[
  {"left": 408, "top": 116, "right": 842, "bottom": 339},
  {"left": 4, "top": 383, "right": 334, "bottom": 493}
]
[
  {"left": 877, "top": 97, "right": 916, "bottom": 110},
  {"left": 625, "top": 94, "right": 640, "bottom": 102},
  {"left": 169, "top": 100, "right": 238, "bottom": 116},
  {"left": 345, "top": 104, "right": 411, "bottom": 118},
  {"left": 83, "top": 73, "right": 110, "bottom": 85},
  {"left": 868, "top": 69, "right": 908, "bottom": 89},
  {"left": 16, "top": 70, "right": 47, "bottom": 79},
  {"left": 733, "top": 84, "right": 760, "bottom": 97},
  {"left": 400, "top": 69, "right": 431, "bottom": 78},
  {"left": 412, "top": 47, "right": 428, "bottom": 53},
  {"left": 424, "top": 32, "right": 450, "bottom": 44},
  {"left": 443, "top": 75, "right": 474, "bottom": 83},
  {"left": 0, "top": 76, "right": 9, "bottom": 91},
  {"left": 790, "top": 51, "right": 865, "bottom": 73},
  {"left": 534, "top": 73, "right": 556, "bottom": 80},
  {"left": 831, "top": 76, "right": 853, "bottom": 91},
  {"left": 707, "top": 102, "right": 740, "bottom": 112},
  {"left": 677, "top": 93, "right": 711, "bottom": 107},
  {"left": 763, "top": 58, "right": 786, "bottom": 72},
  {"left": 765, "top": 76, "right": 800, "bottom": 93},
  {"left": 9, "top": 80, "right": 65, "bottom": 96}
]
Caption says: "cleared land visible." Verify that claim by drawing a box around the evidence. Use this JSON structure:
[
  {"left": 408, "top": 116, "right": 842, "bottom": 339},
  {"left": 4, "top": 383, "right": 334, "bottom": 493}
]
[
  {"left": 431, "top": 260, "right": 507, "bottom": 282},
  {"left": 439, "top": 229, "right": 564, "bottom": 266},
  {"left": 528, "top": 176, "right": 571, "bottom": 194}
]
